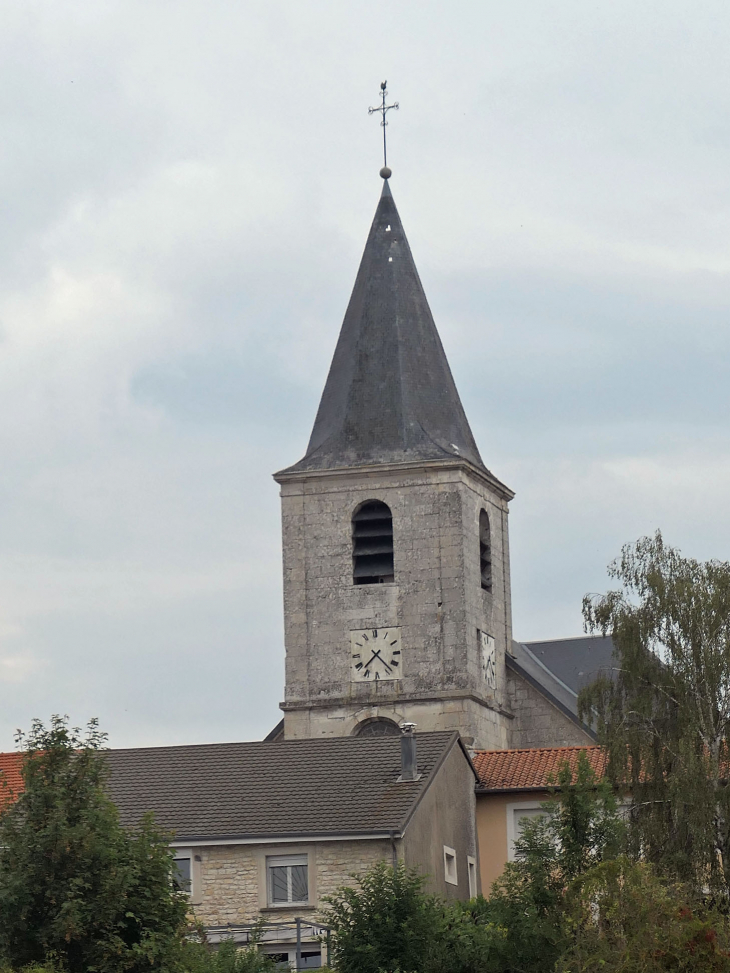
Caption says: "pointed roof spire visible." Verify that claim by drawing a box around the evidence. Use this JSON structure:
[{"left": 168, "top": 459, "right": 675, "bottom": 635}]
[{"left": 282, "top": 178, "right": 487, "bottom": 474}]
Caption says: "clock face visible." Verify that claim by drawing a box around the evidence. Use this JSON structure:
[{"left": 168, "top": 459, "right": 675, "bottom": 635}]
[
  {"left": 480, "top": 631, "right": 496, "bottom": 690},
  {"left": 350, "top": 628, "right": 402, "bottom": 682}
]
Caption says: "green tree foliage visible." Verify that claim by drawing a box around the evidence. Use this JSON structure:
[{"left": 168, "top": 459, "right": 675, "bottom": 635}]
[
  {"left": 581, "top": 531, "right": 730, "bottom": 892},
  {"left": 323, "top": 862, "right": 445, "bottom": 973},
  {"left": 481, "top": 752, "right": 623, "bottom": 973},
  {"left": 322, "top": 860, "right": 506, "bottom": 973},
  {"left": 557, "top": 858, "right": 730, "bottom": 972},
  {"left": 179, "top": 937, "right": 277, "bottom": 973},
  {"left": 0, "top": 716, "right": 189, "bottom": 973}
]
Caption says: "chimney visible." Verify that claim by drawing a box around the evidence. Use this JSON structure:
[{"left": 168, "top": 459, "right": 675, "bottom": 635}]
[{"left": 398, "top": 722, "right": 420, "bottom": 781}]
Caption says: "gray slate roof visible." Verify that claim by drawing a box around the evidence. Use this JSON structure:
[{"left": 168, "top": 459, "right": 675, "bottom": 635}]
[
  {"left": 523, "top": 636, "right": 616, "bottom": 695},
  {"left": 507, "top": 635, "right": 616, "bottom": 739},
  {"left": 279, "top": 180, "right": 486, "bottom": 475},
  {"left": 105, "top": 731, "right": 461, "bottom": 843}
]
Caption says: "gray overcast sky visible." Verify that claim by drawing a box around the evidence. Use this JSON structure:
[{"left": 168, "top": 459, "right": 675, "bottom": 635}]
[{"left": 1, "top": 0, "right": 729, "bottom": 748}]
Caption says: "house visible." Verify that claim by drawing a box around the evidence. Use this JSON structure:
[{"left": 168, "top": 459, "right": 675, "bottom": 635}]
[
  {"left": 473, "top": 745, "right": 607, "bottom": 890},
  {"left": 0, "top": 730, "right": 478, "bottom": 964},
  {"left": 104, "top": 729, "right": 478, "bottom": 964}
]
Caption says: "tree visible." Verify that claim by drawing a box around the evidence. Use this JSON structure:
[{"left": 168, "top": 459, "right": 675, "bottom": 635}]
[
  {"left": 482, "top": 752, "right": 623, "bottom": 973},
  {"left": 0, "top": 716, "right": 189, "bottom": 972},
  {"left": 323, "top": 861, "right": 445, "bottom": 973},
  {"left": 581, "top": 531, "right": 730, "bottom": 893},
  {"left": 557, "top": 858, "right": 730, "bottom": 973},
  {"left": 323, "top": 860, "right": 506, "bottom": 973}
]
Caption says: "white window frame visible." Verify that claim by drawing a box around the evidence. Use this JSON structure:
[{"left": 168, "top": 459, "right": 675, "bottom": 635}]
[
  {"left": 443, "top": 845, "right": 458, "bottom": 886},
  {"left": 467, "top": 855, "right": 477, "bottom": 898},
  {"left": 172, "top": 847, "right": 194, "bottom": 898},
  {"left": 267, "top": 854, "right": 309, "bottom": 907},
  {"left": 506, "top": 800, "right": 548, "bottom": 861},
  {"left": 262, "top": 945, "right": 322, "bottom": 970}
]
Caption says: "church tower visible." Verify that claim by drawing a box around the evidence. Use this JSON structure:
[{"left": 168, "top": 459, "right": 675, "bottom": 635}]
[{"left": 274, "top": 174, "right": 514, "bottom": 749}]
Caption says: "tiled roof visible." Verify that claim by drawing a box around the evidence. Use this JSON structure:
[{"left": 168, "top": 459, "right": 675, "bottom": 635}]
[
  {"left": 106, "top": 732, "right": 460, "bottom": 841},
  {"left": 0, "top": 752, "right": 24, "bottom": 804},
  {"left": 0, "top": 734, "right": 461, "bottom": 841},
  {"left": 473, "top": 746, "right": 606, "bottom": 792}
]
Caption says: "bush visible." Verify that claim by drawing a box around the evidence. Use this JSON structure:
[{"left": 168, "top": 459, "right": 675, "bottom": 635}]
[
  {"left": 323, "top": 861, "right": 506, "bottom": 973},
  {"left": 179, "top": 938, "right": 277, "bottom": 973},
  {"left": 323, "top": 861, "right": 441, "bottom": 973},
  {"left": 558, "top": 858, "right": 730, "bottom": 972}
]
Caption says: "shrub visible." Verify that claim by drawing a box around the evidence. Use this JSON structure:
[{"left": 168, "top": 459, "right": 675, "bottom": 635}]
[
  {"left": 558, "top": 858, "right": 730, "bottom": 972},
  {"left": 323, "top": 861, "right": 506, "bottom": 973}
]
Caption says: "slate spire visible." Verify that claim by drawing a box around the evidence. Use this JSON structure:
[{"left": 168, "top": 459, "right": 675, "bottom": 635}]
[{"left": 284, "top": 178, "right": 486, "bottom": 473}]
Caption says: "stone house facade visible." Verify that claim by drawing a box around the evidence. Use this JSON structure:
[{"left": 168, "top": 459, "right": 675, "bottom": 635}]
[{"left": 105, "top": 730, "right": 479, "bottom": 965}]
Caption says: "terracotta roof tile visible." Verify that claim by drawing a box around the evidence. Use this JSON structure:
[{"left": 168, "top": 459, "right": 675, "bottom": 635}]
[
  {"left": 473, "top": 745, "right": 606, "bottom": 791},
  {"left": 0, "top": 752, "right": 24, "bottom": 805}
]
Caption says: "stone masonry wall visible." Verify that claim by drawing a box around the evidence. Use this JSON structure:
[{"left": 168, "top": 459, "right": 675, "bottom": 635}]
[
  {"left": 507, "top": 670, "right": 594, "bottom": 748},
  {"left": 197, "top": 845, "right": 260, "bottom": 926},
  {"left": 278, "top": 461, "right": 513, "bottom": 750},
  {"left": 315, "top": 839, "right": 392, "bottom": 904},
  {"left": 193, "top": 839, "right": 392, "bottom": 928}
]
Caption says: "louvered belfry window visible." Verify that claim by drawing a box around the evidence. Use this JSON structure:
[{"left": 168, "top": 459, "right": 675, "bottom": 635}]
[
  {"left": 353, "top": 500, "right": 394, "bottom": 584},
  {"left": 479, "top": 510, "right": 492, "bottom": 592}
]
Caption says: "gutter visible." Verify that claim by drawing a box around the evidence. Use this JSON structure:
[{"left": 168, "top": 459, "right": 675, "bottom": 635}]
[{"left": 170, "top": 830, "right": 403, "bottom": 848}]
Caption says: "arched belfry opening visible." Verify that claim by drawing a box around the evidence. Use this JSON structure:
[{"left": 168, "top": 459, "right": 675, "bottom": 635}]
[
  {"left": 353, "top": 718, "right": 400, "bottom": 738},
  {"left": 352, "top": 500, "right": 394, "bottom": 585},
  {"left": 479, "top": 510, "right": 492, "bottom": 592}
]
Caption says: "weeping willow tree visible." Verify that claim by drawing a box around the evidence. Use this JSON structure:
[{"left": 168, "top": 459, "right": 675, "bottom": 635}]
[{"left": 580, "top": 531, "right": 730, "bottom": 894}]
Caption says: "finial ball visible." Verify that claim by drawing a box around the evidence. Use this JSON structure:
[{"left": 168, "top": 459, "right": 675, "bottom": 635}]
[{"left": 380, "top": 166, "right": 392, "bottom": 179}]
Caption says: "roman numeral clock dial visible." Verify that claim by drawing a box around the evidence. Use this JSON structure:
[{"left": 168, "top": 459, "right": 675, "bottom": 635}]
[
  {"left": 350, "top": 628, "right": 402, "bottom": 682},
  {"left": 480, "top": 630, "right": 496, "bottom": 690}
]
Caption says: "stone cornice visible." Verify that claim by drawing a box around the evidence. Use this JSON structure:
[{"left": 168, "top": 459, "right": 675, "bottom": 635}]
[
  {"left": 280, "top": 688, "right": 514, "bottom": 719},
  {"left": 273, "top": 457, "right": 514, "bottom": 502}
]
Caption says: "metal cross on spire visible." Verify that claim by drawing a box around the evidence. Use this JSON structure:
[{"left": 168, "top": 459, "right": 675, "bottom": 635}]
[{"left": 368, "top": 81, "right": 398, "bottom": 177}]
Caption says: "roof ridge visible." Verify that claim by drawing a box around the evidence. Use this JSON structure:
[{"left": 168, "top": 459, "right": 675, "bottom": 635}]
[
  {"left": 522, "top": 634, "right": 612, "bottom": 645},
  {"left": 474, "top": 745, "right": 603, "bottom": 756},
  {"left": 106, "top": 730, "right": 457, "bottom": 756}
]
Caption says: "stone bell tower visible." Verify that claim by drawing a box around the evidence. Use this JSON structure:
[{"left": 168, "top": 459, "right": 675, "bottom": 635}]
[{"left": 274, "top": 173, "right": 514, "bottom": 749}]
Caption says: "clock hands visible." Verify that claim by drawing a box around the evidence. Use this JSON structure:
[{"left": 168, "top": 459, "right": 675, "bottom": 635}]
[{"left": 362, "top": 648, "right": 393, "bottom": 675}]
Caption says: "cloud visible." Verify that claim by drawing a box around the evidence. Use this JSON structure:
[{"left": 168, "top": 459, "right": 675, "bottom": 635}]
[{"left": 0, "top": 0, "right": 728, "bottom": 746}]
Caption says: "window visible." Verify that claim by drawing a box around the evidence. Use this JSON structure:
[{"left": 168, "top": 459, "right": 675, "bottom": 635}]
[
  {"left": 479, "top": 510, "right": 492, "bottom": 592},
  {"left": 467, "top": 856, "right": 477, "bottom": 898},
  {"left": 172, "top": 852, "right": 192, "bottom": 894},
  {"left": 443, "top": 845, "right": 458, "bottom": 885},
  {"left": 353, "top": 501, "right": 394, "bottom": 584},
  {"left": 267, "top": 854, "right": 309, "bottom": 906},
  {"left": 265, "top": 948, "right": 322, "bottom": 969},
  {"left": 506, "top": 802, "right": 547, "bottom": 861}
]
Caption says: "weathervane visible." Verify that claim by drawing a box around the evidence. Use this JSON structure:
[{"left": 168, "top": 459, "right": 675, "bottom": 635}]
[{"left": 368, "top": 81, "right": 398, "bottom": 178}]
